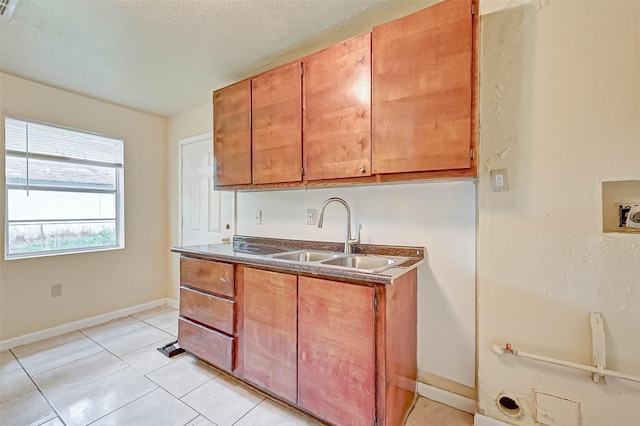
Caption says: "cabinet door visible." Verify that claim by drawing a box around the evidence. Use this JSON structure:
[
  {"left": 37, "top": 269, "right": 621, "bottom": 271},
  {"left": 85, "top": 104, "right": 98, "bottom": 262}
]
[
  {"left": 298, "top": 277, "right": 375, "bottom": 426},
  {"left": 252, "top": 61, "right": 302, "bottom": 184},
  {"left": 372, "top": 0, "right": 473, "bottom": 174},
  {"left": 242, "top": 268, "right": 298, "bottom": 403},
  {"left": 303, "top": 33, "right": 371, "bottom": 181},
  {"left": 214, "top": 80, "right": 251, "bottom": 186}
]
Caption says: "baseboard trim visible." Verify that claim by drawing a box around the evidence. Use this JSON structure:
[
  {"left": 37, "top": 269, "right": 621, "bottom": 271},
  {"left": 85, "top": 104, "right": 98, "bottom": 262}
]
[
  {"left": 0, "top": 298, "right": 179, "bottom": 352},
  {"left": 165, "top": 298, "right": 179, "bottom": 309},
  {"left": 474, "top": 413, "right": 512, "bottom": 426},
  {"left": 417, "top": 382, "right": 476, "bottom": 414}
]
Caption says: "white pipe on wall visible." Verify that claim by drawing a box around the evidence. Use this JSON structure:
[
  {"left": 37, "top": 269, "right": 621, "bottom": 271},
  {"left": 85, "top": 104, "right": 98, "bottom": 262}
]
[{"left": 492, "top": 344, "right": 640, "bottom": 384}]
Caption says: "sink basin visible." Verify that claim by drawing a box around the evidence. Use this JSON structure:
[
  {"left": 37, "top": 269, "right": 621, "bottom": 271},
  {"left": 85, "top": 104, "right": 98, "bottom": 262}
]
[
  {"left": 268, "top": 250, "right": 407, "bottom": 273},
  {"left": 269, "top": 250, "right": 341, "bottom": 262},
  {"left": 321, "top": 254, "right": 407, "bottom": 272}
]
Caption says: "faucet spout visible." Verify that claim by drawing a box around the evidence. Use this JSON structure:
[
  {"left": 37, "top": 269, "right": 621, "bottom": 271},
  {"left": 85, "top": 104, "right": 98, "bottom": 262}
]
[{"left": 317, "top": 197, "right": 361, "bottom": 254}]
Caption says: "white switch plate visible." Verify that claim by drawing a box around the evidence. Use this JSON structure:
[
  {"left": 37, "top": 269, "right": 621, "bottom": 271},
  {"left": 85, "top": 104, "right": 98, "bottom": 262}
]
[
  {"left": 491, "top": 169, "right": 509, "bottom": 192},
  {"left": 306, "top": 209, "right": 317, "bottom": 225},
  {"left": 253, "top": 210, "right": 262, "bottom": 225}
]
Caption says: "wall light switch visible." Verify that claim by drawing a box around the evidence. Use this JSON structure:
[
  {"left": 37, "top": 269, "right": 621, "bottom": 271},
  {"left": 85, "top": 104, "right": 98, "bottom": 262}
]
[
  {"left": 253, "top": 210, "right": 262, "bottom": 225},
  {"left": 491, "top": 169, "right": 509, "bottom": 192}
]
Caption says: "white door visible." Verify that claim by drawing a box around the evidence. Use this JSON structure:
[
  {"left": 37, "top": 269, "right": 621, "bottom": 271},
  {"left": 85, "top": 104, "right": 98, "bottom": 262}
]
[{"left": 180, "top": 134, "right": 234, "bottom": 246}]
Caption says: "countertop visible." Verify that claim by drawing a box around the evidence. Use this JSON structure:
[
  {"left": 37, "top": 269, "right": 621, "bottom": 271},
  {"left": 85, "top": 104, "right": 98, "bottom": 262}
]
[{"left": 171, "top": 235, "right": 425, "bottom": 285}]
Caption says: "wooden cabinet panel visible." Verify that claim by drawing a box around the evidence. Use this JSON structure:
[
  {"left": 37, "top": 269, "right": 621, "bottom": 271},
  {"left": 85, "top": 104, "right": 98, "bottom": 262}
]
[
  {"left": 214, "top": 80, "right": 252, "bottom": 186},
  {"left": 379, "top": 270, "right": 417, "bottom": 426},
  {"left": 178, "top": 318, "right": 234, "bottom": 372},
  {"left": 180, "top": 287, "right": 235, "bottom": 335},
  {"left": 372, "top": 0, "right": 473, "bottom": 174},
  {"left": 180, "top": 256, "right": 234, "bottom": 298},
  {"left": 298, "top": 277, "right": 375, "bottom": 426},
  {"left": 252, "top": 61, "right": 302, "bottom": 184},
  {"left": 303, "top": 33, "right": 372, "bottom": 181},
  {"left": 242, "top": 268, "right": 297, "bottom": 403}
]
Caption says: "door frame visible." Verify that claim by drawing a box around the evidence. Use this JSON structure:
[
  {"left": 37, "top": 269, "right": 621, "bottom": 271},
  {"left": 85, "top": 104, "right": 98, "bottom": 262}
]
[{"left": 178, "top": 132, "right": 235, "bottom": 246}]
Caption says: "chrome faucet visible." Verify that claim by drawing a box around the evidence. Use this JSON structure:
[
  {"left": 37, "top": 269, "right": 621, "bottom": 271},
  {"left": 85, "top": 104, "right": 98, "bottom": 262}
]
[{"left": 317, "top": 197, "right": 361, "bottom": 254}]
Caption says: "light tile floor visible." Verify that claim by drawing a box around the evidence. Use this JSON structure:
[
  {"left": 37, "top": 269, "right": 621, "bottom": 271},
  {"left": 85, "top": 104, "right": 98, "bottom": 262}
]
[{"left": 0, "top": 306, "right": 473, "bottom": 426}]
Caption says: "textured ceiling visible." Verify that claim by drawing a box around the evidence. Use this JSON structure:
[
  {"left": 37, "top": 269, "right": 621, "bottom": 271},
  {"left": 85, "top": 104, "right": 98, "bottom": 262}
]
[{"left": 0, "top": 0, "right": 436, "bottom": 117}]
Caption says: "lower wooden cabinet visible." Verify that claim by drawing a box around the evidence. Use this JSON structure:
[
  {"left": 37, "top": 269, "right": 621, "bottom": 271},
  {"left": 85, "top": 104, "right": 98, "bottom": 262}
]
[
  {"left": 298, "top": 276, "right": 376, "bottom": 426},
  {"left": 241, "top": 268, "right": 298, "bottom": 403},
  {"left": 178, "top": 256, "right": 417, "bottom": 426}
]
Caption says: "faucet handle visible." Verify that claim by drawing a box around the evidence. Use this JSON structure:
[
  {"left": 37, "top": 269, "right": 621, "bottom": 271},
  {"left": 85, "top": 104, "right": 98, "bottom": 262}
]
[{"left": 350, "top": 224, "right": 362, "bottom": 245}]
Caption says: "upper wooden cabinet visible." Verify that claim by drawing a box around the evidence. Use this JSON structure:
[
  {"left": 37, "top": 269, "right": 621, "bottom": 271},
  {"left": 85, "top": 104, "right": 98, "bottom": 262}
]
[
  {"left": 213, "top": 80, "right": 252, "bottom": 186},
  {"left": 303, "top": 33, "right": 372, "bottom": 181},
  {"left": 372, "top": 0, "right": 473, "bottom": 174},
  {"left": 252, "top": 61, "right": 303, "bottom": 184},
  {"left": 213, "top": 0, "right": 476, "bottom": 189}
]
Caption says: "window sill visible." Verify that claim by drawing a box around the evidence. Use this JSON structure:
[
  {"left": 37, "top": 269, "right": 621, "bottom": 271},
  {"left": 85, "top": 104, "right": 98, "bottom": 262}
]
[{"left": 5, "top": 244, "right": 125, "bottom": 261}]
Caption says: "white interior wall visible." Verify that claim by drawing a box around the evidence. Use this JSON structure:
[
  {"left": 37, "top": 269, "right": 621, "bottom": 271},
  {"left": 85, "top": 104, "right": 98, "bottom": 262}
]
[
  {"left": 478, "top": 2, "right": 640, "bottom": 425},
  {"left": 166, "top": 103, "right": 213, "bottom": 301},
  {"left": 236, "top": 182, "right": 477, "bottom": 388},
  {"left": 0, "top": 73, "right": 169, "bottom": 340}
]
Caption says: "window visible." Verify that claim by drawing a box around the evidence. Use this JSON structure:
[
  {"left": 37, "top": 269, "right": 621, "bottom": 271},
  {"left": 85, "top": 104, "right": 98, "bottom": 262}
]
[{"left": 4, "top": 116, "right": 124, "bottom": 259}]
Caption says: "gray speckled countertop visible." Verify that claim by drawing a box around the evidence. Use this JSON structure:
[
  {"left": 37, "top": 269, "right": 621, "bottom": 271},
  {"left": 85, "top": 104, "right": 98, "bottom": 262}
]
[{"left": 171, "top": 235, "right": 425, "bottom": 285}]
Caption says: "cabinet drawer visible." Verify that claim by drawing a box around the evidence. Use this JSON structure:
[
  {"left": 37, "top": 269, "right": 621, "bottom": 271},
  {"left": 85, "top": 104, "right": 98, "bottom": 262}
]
[
  {"left": 180, "top": 256, "right": 235, "bottom": 297},
  {"left": 178, "top": 318, "right": 234, "bottom": 372},
  {"left": 180, "top": 287, "right": 235, "bottom": 335}
]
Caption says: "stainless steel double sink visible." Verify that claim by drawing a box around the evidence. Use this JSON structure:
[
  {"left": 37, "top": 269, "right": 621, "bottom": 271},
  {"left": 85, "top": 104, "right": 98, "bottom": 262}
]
[{"left": 267, "top": 249, "right": 408, "bottom": 273}]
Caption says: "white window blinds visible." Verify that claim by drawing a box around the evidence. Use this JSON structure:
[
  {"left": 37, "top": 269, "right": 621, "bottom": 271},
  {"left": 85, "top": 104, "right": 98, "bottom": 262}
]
[{"left": 5, "top": 116, "right": 124, "bottom": 167}]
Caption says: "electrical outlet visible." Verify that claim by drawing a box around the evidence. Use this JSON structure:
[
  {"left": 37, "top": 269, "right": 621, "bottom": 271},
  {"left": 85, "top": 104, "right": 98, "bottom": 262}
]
[
  {"left": 253, "top": 210, "right": 262, "bottom": 225},
  {"left": 51, "top": 283, "right": 62, "bottom": 298},
  {"left": 491, "top": 169, "right": 509, "bottom": 192},
  {"left": 306, "top": 209, "right": 317, "bottom": 225}
]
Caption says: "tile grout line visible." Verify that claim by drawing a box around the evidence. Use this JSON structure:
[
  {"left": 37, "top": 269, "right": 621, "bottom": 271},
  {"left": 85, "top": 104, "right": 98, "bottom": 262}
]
[
  {"left": 230, "top": 398, "right": 267, "bottom": 425},
  {"left": 0, "top": 355, "right": 37, "bottom": 404},
  {"left": 7, "top": 349, "right": 66, "bottom": 426},
  {"left": 37, "top": 356, "right": 164, "bottom": 425},
  {"left": 83, "top": 386, "right": 159, "bottom": 426},
  {"left": 17, "top": 339, "right": 155, "bottom": 425},
  {"left": 179, "top": 411, "right": 203, "bottom": 426},
  {"left": 80, "top": 314, "right": 176, "bottom": 359},
  {"left": 3, "top": 309, "right": 185, "bottom": 426},
  {"left": 78, "top": 316, "right": 148, "bottom": 344},
  {"left": 75, "top": 311, "right": 179, "bottom": 378},
  {"left": 177, "top": 369, "right": 219, "bottom": 401},
  {"left": 177, "top": 372, "right": 225, "bottom": 424}
]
